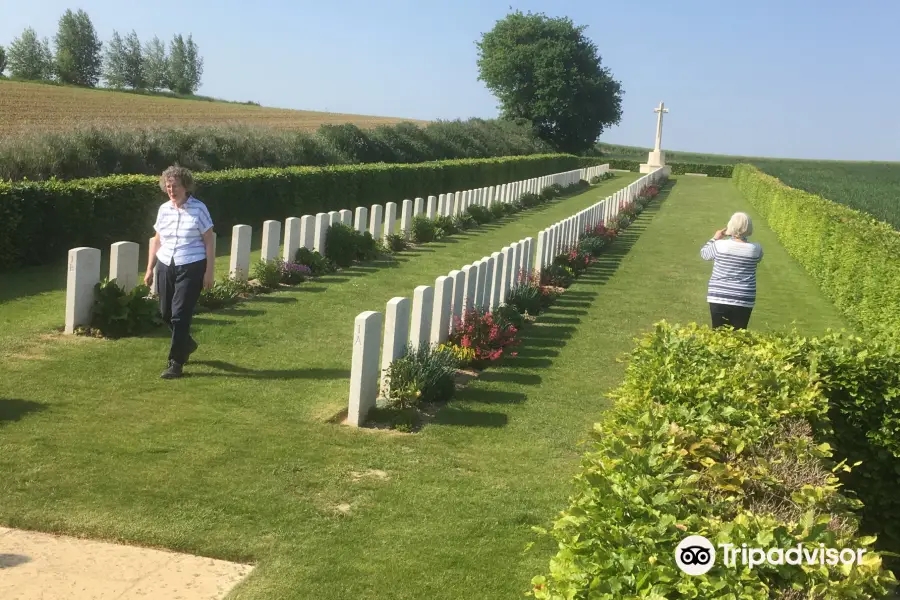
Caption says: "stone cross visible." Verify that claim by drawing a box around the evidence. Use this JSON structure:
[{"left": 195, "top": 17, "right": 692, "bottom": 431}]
[{"left": 653, "top": 101, "right": 668, "bottom": 152}]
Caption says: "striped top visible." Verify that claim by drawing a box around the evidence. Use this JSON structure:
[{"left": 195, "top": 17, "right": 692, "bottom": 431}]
[
  {"left": 700, "top": 238, "right": 763, "bottom": 308},
  {"left": 154, "top": 197, "right": 214, "bottom": 266}
]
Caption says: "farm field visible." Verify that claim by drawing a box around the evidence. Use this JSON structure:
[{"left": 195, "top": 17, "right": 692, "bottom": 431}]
[
  {"left": 599, "top": 142, "right": 900, "bottom": 229},
  {"left": 0, "top": 177, "right": 848, "bottom": 599},
  {"left": 0, "top": 80, "right": 421, "bottom": 137}
]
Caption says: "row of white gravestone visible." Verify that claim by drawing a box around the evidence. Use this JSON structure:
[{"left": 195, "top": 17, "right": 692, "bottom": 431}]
[
  {"left": 63, "top": 166, "right": 604, "bottom": 335},
  {"left": 347, "top": 235, "right": 535, "bottom": 427},
  {"left": 347, "top": 166, "right": 654, "bottom": 428}
]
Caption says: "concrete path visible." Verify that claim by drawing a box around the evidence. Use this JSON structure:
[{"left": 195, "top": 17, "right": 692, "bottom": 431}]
[{"left": 0, "top": 527, "right": 253, "bottom": 600}]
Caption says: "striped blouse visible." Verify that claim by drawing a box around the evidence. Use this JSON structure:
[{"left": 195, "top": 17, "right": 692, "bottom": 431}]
[
  {"left": 700, "top": 238, "right": 764, "bottom": 308},
  {"left": 154, "top": 197, "right": 214, "bottom": 267}
]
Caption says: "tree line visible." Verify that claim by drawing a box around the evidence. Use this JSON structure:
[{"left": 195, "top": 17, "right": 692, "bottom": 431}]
[{"left": 0, "top": 9, "right": 203, "bottom": 94}]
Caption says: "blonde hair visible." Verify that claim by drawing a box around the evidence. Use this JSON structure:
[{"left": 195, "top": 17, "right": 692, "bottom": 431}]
[
  {"left": 159, "top": 165, "right": 195, "bottom": 194},
  {"left": 726, "top": 212, "right": 753, "bottom": 238}
]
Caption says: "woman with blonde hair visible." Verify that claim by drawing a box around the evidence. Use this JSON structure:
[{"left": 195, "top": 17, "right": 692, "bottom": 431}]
[
  {"left": 700, "top": 212, "right": 763, "bottom": 330},
  {"left": 144, "top": 166, "right": 215, "bottom": 379}
]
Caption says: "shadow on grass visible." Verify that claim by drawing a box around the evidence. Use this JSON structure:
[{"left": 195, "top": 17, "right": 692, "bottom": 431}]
[
  {"left": 431, "top": 407, "right": 509, "bottom": 428},
  {"left": 0, "top": 399, "right": 47, "bottom": 426},
  {"left": 250, "top": 295, "right": 298, "bottom": 304},
  {"left": 189, "top": 360, "right": 350, "bottom": 380}
]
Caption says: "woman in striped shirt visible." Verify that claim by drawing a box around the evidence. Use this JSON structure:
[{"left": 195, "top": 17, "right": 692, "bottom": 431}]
[
  {"left": 143, "top": 166, "right": 216, "bottom": 379},
  {"left": 700, "top": 212, "right": 763, "bottom": 330}
]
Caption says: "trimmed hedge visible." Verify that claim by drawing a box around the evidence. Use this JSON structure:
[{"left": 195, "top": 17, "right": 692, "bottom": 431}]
[
  {"left": 0, "top": 153, "right": 592, "bottom": 270},
  {"left": 607, "top": 158, "right": 734, "bottom": 177},
  {"left": 733, "top": 164, "right": 900, "bottom": 338},
  {"left": 532, "top": 323, "right": 898, "bottom": 599}
]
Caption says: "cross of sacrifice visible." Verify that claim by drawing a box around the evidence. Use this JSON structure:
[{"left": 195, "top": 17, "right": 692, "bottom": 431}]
[{"left": 653, "top": 102, "right": 669, "bottom": 152}]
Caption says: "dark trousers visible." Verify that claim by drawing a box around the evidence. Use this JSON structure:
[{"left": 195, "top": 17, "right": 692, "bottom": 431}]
[
  {"left": 157, "top": 259, "right": 206, "bottom": 364},
  {"left": 710, "top": 302, "right": 753, "bottom": 330}
]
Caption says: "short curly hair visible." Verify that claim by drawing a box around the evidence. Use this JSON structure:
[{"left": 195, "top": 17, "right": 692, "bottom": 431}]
[{"left": 159, "top": 165, "right": 195, "bottom": 194}]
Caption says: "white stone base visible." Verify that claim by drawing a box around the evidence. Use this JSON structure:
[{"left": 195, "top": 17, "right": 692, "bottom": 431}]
[{"left": 640, "top": 150, "right": 666, "bottom": 174}]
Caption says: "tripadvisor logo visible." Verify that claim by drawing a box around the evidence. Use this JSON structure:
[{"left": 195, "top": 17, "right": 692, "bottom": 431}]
[{"left": 674, "top": 535, "right": 867, "bottom": 576}]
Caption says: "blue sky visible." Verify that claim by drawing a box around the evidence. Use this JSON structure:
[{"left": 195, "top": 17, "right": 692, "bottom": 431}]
[{"left": 3, "top": 0, "right": 898, "bottom": 160}]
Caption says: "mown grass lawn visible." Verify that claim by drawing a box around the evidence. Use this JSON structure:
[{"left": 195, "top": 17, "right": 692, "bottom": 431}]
[{"left": 0, "top": 176, "right": 848, "bottom": 599}]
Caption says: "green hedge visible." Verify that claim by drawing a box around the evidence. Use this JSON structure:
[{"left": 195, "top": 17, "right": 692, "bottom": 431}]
[
  {"left": 733, "top": 164, "right": 900, "bottom": 338},
  {"left": 607, "top": 158, "right": 734, "bottom": 177},
  {"left": 532, "top": 323, "right": 898, "bottom": 599},
  {"left": 0, "top": 154, "right": 591, "bottom": 270}
]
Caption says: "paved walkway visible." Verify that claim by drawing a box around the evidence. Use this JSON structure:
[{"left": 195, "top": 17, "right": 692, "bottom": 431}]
[{"left": 0, "top": 527, "right": 252, "bottom": 600}]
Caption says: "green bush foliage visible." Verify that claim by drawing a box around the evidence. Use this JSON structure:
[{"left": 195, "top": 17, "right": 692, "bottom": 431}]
[
  {"left": 411, "top": 215, "right": 436, "bottom": 243},
  {"left": 531, "top": 322, "right": 898, "bottom": 599},
  {"left": 489, "top": 202, "right": 507, "bottom": 219},
  {"left": 382, "top": 344, "right": 458, "bottom": 410},
  {"left": 196, "top": 275, "right": 253, "bottom": 311},
  {"left": 293, "top": 247, "right": 335, "bottom": 276},
  {"left": 0, "top": 153, "right": 583, "bottom": 270},
  {"left": 383, "top": 233, "right": 408, "bottom": 253},
  {"left": 465, "top": 204, "right": 493, "bottom": 225},
  {"left": 732, "top": 164, "right": 900, "bottom": 337},
  {"left": 0, "top": 118, "right": 561, "bottom": 182},
  {"left": 607, "top": 159, "right": 734, "bottom": 177},
  {"left": 250, "top": 259, "right": 283, "bottom": 290},
  {"left": 432, "top": 215, "right": 459, "bottom": 237},
  {"left": 88, "top": 279, "right": 162, "bottom": 338},
  {"left": 492, "top": 303, "right": 525, "bottom": 330},
  {"left": 452, "top": 213, "right": 476, "bottom": 231},
  {"left": 505, "top": 272, "right": 553, "bottom": 316},
  {"left": 324, "top": 223, "right": 379, "bottom": 268}
]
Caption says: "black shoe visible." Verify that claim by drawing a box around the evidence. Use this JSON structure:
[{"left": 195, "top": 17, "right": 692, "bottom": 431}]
[
  {"left": 185, "top": 338, "right": 199, "bottom": 364},
  {"left": 160, "top": 360, "right": 184, "bottom": 379}
]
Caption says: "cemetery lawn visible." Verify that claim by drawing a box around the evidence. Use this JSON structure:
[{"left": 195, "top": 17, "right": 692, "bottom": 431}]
[{"left": 0, "top": 176, "right": 848, "bottom": 599}]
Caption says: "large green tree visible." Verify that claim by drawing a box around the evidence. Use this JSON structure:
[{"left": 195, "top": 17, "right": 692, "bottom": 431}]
[
  {"left": 142, "top": 36, "right": 169, "bottom": 91},
  {"left": 476, "top": 11, "right": 622, "bottom": 154},
  {"left": 167, "top": 34, "right": 203, "bottom": 94},
  {"left": 7, "top": 27, "right": 54, "bottom": 81},
  {"left": 54, "top": 9, "right": 102, "bottom": 86}
]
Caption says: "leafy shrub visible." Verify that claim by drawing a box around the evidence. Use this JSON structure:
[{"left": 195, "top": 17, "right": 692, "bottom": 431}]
[
  {"left": 197, "top": 275, "right": 254, "bottom": 311},
  {"left": 280, "top": 260, "right": 311, "bottom": 285},
  {"left": 436, "top": 342, "right": 476, "bottom": 368},
  {"left": 577, "top": 235, "right": 608, "bottom": 257},
  {"left": 383, "top": 233, "right": 408, "bottom": 253},
  {"left": 382, "top": 344, "right": 458, "bottom": 410},
  {"left": 449, "top": 308, "right": 519, "bottom": 364},
  {"left": 552, "top": 248, "right": 593, "bottom": 277},
  {"left": 590, "top": 172, "right": 615, "bottom": 184},
  {"left": 0, "top": 153, "right": 584, "bottom": 270},
  {"left": 518, "top": 192, "right": 542, "bottom": 209},
  {"left": 541, "top": 263, "right": 574, "bottom": 288},
  {"left": 294, "top": 247, "right": 335, "bottom": 276},
  {"left": 325, "top": 223, "right": 379, "bottom": 268},
  {"left": 466, "top": 204, "right": 493, "bottom": 225},
  {"left": 433, "top": 215, "right": 459, "bottom": 237},
  {"left": 506, "top": 271, "right": 554, "bottom": 316},
  {"left": 88, "top": 279, "right": 162, "bottom": 338},
  {"left": 411, "top": 215, "right": 437, "bottom": 243},
  {"left": 733, "top": 164, "right": 900, "bottom": 338},
  {"left": 489, "top": 202, "right": 507, "bottom": 219},
  {"left": 452, "top": 213, "right": 476, "bottom": 231},
  {"left": 251, "top": 259, "right": 283, "bottom": 290},
  {"left": 493, "top": 303, "right": 526, "bottom": 330},
  {"left": 531, "top": 322, "right": 898, "bottom": 599}
]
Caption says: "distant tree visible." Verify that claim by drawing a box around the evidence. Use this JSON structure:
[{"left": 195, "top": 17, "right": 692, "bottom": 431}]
[
  {"left": 54, "top": 9, "right": 103, "bottom": 86},
  {"left": 7, "top": 27, "right": 54, "bottom": 81},
  {"left": 167, "top": 33, "right": 202, "bottom": 94},
  {"left": 142, "top": 36, "right": 169, "bottom": 91},
  {"left": 476, "top": 10, "right": 623, "bottom": 154},
  {"left": 103, "top": 30, "right": 127, "bottom": 88},
  {"left": 0, "top": 45, "right": 7, "bottom": 75},
  {"left": 122, "top": 31, "right": 144, "bottom": 89}
]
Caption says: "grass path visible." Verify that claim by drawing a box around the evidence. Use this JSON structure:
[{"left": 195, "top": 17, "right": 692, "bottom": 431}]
[{"left": 0, "top": 176, "right": 847, "bottom": 599}]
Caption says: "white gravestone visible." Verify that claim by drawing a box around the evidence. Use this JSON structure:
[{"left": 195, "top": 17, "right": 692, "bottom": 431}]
[
  {"left": 473, "top": 258, "right": 488, "bottom": 309},
  {"left": 438, "top": 194, "right": 446, "bottom": 217},
  {"left": 489, "top": 251, "right": 504, "bottom": 310},
  {"left": 509, "top": 242, "right": 520, "bottom": 290},
  {"left": 314, "top": 213, "right": 329, "bottom": 255},
  {"left": 401, "top": 199, "right": 413, "bottom": 240},
  {"left": 354, "top": 207, "right": 368, "bottom": 234},
  {"left": 447, "top": 193, "right": 456, "bottom": 217},
  {"left": 499, "top": 246, "right": 513, "bottom": 304},
  {"left": 230, "top": 224, "right": 252, "bottom": 281},
  {"left": 300, "top": 215, "right": 315, "bottom": 250},
  {"left": 409, "top": 285, "right": 434, "bottom": 351},
  {"left": 340, "top": 209, "right": 353, "bottom": 227},
  {"left": 380, "top": 297, "right": 411, "bottom": 390},
  {"left": 534, "top": 230, "right": 547, "bottom": 276},
  {"left": 329, "top": 211, "right": 340, "bottom": 227},
  {"left": 430, "top": 275, "right": 453, "bottom": 346},
  {"left": 449, "top": 269, "right": 465, "bottom": 332},
  {"left": 426, "top": 196, "right": 437, "bottom": 220},
  {"left": 65, "top": 247, "right": 101, "bottom": 334},
  {"left": 384, "top": 202, "right": 398, "bottom": 238},
  {"left": 284, "top": 217, "right": 302, "bottom": 262},
  {"left": 347, "top": 310, "right": 383, "bottom": 427},
  {"left": 414, "top": 197, "right": 424, "bottom": 218},
  {"left": 109, "top": 241, "right": 139, "bottom": 292},
  {"left": 369, "top": 205, "right": 384, "bottom": 240},
  {"left": 261, "top": 220, "right": 281, "bottom": 263},
  {"left": 461, "top": 264, "right": 476, "bottom": 316},
  {"left": 523, "top": 237, "right": 534, "bottom": 275},
  {"left": 481, "top": 256, "right": 494, "bottom": 312}
]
